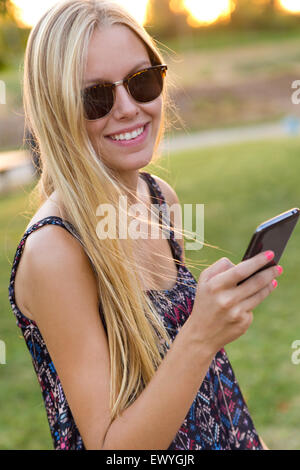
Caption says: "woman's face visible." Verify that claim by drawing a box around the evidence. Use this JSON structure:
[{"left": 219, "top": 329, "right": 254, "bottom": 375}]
[{"left": 83, "top": 24, "right": 163, "bottom": 174}]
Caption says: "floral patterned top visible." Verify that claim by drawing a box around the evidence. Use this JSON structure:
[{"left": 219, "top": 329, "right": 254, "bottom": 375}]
[{"left": 8, "top": 171, "right": 263, "bottom": 450}]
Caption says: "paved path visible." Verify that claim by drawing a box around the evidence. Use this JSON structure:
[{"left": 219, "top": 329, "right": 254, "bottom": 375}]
[
  {"left": 1, "top": 120, "right": 299, "bottom": 194},
  {"left": 0, "top": 149, "right": 35, "bottom": 194},
  {"left": 160, "top": 119, "right": 300, "bottom": 154}
]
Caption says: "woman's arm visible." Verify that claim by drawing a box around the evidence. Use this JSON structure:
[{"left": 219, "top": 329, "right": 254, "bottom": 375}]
[
  {"left": 25, "top": 225, "right": 214, "bottom": 450},
  {"left": 154, "top": 177, "right": 271, "bottom": 452},
  {"left": 103, "top": 246, "right": 278, "bottom": 450},
  {"left": 25, "top": 225, "right": 280, "bottom": 450},
  {"left": 259, "top": 436, "right": 269, "bottom": 450}
]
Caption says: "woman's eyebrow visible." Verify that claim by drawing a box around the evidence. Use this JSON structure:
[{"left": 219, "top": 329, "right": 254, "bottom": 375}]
[{"left": 84, "top": 60, "right": 152, "bottom": 86}]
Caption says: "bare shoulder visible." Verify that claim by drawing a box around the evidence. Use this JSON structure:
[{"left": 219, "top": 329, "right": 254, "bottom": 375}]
[
  {"left": 20, "top": 221, "right": 99, "bottom": 320},
  {"left": 24, "top": 189, "right": 67, "bottom": 232},
  {"left": 23, "top": 190, "right": 81, "bottom": 267},
  {"left": 25, "top": 221, "right": 82, "bottom": 260},
  {"left": 25, "top": 223, "right": 98, "bottom": 297}
]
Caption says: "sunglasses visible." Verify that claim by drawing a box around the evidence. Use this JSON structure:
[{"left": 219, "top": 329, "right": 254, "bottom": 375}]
[{"left": 82, "top": 64, "right": 168, "bottom": 121}]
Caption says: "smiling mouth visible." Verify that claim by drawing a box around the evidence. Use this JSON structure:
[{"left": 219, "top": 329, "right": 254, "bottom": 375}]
[{"left": 106, "top": 123, "right": 149, "bottom": 143}]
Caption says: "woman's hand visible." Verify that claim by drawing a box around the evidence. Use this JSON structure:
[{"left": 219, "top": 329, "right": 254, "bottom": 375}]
[{"left": 189, "top": 251, "right": 282, "bottom": 355}]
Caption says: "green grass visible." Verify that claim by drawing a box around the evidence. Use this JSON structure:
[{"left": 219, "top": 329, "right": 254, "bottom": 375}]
[
  {"left": 164, "top": 27, "right": 300, "bottom": 53},
  {"left": 2, "top": 136, "right": 300, "bottom": 449},
  {"left": 0, "top": 64, "right": 23, "bottom": 109},
  {"left": 149, "top": 137, "right": 300, "bottom": 450}
]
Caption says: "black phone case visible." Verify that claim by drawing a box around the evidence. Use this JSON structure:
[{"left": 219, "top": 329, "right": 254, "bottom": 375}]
[{"left": 238, "top": 208, "right": 300, "bottom": 285}]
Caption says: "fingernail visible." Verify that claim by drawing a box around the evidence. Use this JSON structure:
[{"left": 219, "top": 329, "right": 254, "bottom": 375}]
[
  {"left": 277, "top": 265, "right": 283, "bottom": 275},
  {"left": 272, "top": 279, "right": 278, "bottom": 288},
  {"left": 265, "top": 251, "right": 274, "bottom": 261}
]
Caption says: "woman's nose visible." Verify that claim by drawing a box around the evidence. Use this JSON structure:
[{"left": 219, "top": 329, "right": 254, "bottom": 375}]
[{"left": 112, "top": 83, "right": 139, "bottom": 120}]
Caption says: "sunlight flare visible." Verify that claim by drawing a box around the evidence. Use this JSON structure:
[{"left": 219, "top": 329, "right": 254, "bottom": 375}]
[
  {"left": 170, "top": 0, "right": 234, "bottom": 27},
  {"left": 11, "top": 0, "right": 58, "bottom": 27},
  {"left": 278, "top": 0, "right": 300, "bottom": 14},
  {"left": 11, "top": 0, "right": 149, "bottom": 28},
  {"left": 117, "top": 0, "right": 149, "bottom": 24}
]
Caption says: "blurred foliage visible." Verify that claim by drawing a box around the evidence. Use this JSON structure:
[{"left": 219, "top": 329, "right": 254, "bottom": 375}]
[
  {"left": 0, "top": 0, "right": 300, "bottom": 67},
  {"left": 0, "top": 0, "right": 30, "bottom": 71},
  {"left": 0, "top": 0, "right": 12, "bottom": 18},
  {"left": 231, "top": 0, "right": 300, "bottom": 29},
  {"left": 146, "top": 0, "right": 300, "bottom": 41},
  {"left": 146, "top": 0, "right": 190, "bottom": 40}
]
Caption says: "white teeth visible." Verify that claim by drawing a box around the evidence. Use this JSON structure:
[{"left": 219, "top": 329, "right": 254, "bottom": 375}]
[{"left": 110, "top": 126, "right": 144, "bottom": 141}]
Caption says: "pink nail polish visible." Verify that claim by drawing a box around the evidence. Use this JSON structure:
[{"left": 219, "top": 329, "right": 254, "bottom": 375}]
[
  {"left": 272, "top": 279, "right": 278, "bottom": 288},
  {"left": 265, "top": 251, "right": 274, "bottom": 261},
  {"left": 277, "top": 265, "right": 283, "bottom": 275}
]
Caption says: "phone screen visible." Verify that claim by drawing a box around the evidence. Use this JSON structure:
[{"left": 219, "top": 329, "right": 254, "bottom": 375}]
[
  {"left": 239, "top": 208, "right": 300, "bottom": 284},
  {"left": 243, "top": 214, "right": 299, "bottom": 264}
]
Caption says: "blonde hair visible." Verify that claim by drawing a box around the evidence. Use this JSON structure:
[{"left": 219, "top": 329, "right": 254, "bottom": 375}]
[{"left": 23, "top": 0, "right": 180, "bottom": 423}]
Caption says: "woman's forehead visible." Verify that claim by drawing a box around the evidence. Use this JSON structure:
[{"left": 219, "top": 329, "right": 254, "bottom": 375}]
[{"left": 84, "top": 24, "right": 151, "bottom": 85}]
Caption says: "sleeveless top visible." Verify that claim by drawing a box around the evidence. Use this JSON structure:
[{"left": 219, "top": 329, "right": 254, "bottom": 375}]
[{"left": 8, "top": 171, "right": 263, "bottom": 450}]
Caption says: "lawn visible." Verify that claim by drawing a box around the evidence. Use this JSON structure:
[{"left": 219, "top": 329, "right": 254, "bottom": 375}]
[
  {"left": 2, "top": 136, "right": 300, "bottom": 449},
  {"left": 166, "top": 27, "right": 300, "bottom": 54}
]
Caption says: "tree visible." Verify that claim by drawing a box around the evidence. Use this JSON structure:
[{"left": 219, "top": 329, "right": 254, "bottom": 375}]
[
  {"left": 0, "top": 0, "right": 15, "bottom": 20},
  {"left": 145, "top": 0, "right": 189, "bottom": 40},
  {"left": 0, "top": 0, "right": 30, "bottom": 71},
  {"left": 265, "top": 0, "right": 276, "bottom": 15},
  {"left": 269, "top": 0, "right": 276, "bottom": 10},
  {"left": 230, "top": 0, "right": 277, "bottom": 28}
]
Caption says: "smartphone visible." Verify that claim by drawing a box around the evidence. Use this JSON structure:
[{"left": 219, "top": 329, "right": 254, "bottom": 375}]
[{"left": 238, "top": 208, "right": 300, "bottom": 285}]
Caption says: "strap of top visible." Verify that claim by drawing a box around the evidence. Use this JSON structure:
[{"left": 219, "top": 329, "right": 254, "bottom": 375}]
[
  {"left": 139, "top": 172, "right": 183, "bottom": 265},
  {"left": 8, "top": 216, "right": 86, "bottom": 329},
  {"left": 8, "top": 172, "right": 183, "bottom": 329}
]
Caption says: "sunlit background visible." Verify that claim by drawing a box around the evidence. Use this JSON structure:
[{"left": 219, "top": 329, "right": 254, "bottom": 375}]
[
  {"left": 2, "top": 0, "right": 300, "bottom": 454},
  {"left": 11, "top": 0, "right": 149, "bottom": 27},
  {"left": 279, "top": 0, "right": 300, "bottom": 13},
  {"left": 169, "top": 0, "right": 234, "bottom": 27},
  {"left": 10, "top": 0, "right": 300, "bottom": 29}
]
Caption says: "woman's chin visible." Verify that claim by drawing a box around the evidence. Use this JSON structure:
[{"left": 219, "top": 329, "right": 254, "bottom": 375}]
[{"left": 99, "top": 151, "right": 153, "bottom": 173}]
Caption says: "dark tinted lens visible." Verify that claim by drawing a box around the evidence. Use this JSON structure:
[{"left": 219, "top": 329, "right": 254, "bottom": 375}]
[
  {"left": 129, "top": 68, "right": 164, "bottom": 103},
  {"left": 83, "top": 84, "right": 114, "bottom": 120}
]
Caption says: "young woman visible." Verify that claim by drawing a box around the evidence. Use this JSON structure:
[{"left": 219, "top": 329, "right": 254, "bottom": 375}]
[{"left": 8, "top": 0, "right": 280, "bottom": 450}]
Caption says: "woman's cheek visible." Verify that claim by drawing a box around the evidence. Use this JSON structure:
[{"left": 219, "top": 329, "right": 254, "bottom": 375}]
[{"left": 86, "top": 120, "right": 107, "bottom": 150}]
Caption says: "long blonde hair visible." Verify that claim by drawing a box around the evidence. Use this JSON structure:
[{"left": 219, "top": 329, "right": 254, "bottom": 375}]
[{"left": 23, "top": 0, "right": 179, "bottom": 423}]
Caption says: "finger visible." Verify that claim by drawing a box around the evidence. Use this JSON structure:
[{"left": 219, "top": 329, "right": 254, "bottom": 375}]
[
  {"left": 239, "top": 310, "right": 254, "bottom": 335},
  {"left": 200, "top": 257, "right": 235, "bottom": 283},
  {"left": 214, "top": 250, "right": 276, "bottom": 289},
  {"left": 240, "top": 278, "right": 277, "bottom": 312},
  {"left": 235, "top": 264, "right": 282, "bottom": 302}
]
